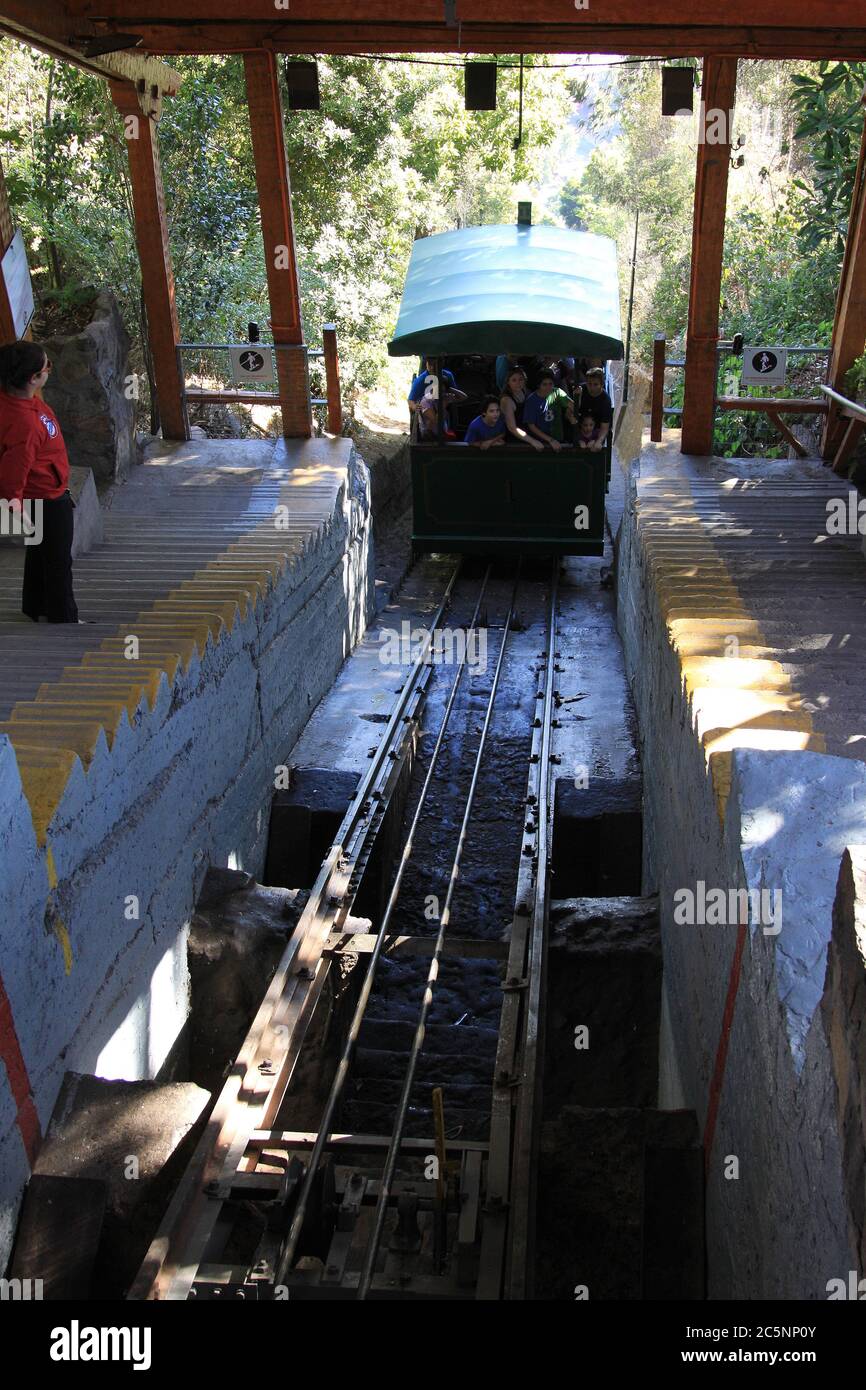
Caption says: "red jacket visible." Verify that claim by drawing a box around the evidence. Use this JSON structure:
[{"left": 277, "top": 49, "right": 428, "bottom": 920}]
[{"left": 0, "top": 393, "right": 70, "bottom": 505}]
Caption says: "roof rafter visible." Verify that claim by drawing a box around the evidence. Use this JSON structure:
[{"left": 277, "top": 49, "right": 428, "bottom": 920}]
[
  {"left": 0, "top": 1, "right": 181, "bottom": 99},
  {"left": 5, "top": 1, "right": 866, "bottom": 60}
]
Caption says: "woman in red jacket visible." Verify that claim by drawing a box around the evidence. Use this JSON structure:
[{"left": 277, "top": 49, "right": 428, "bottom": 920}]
[{"left": 0, "top": 339, "right": 79, "bottom": 622}]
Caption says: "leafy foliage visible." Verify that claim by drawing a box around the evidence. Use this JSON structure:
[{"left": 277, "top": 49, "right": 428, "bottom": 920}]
[
  {"left": 789, "top": 62, "right": 866, "bottom": 253},
  {"left": 0, "top": 43, "right": 569, "bottom": 427}
]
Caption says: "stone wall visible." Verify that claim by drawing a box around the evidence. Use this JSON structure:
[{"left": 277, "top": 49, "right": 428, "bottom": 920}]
[
  {"left": 616, "top": 451, "right": 864, "bottom": 1298},
  {"left": 0, "top": 444, "right": 374, "bottom": 1273},
  {"left": 822, "top": 848, "right": 866, "bottom": 1276},
  {"left": 43, "top": 289, "right": 136, "bottom": 486}
]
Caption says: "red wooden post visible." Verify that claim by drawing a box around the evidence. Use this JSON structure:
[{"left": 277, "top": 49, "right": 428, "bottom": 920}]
[
  {"left": 109, "top": 82, "right": 188, "bottom": 441},
  {"left": 681, "top": 56, "right": 738, "bottom": 456},
  {"left": 650, "top": 333, "right": 666, "bottom": 442},
  {"left": 0, "top": 157, "right": 19, "bottom": 344},
  {"left": 823, "top": 96, "right": 866, "bottom": 461},
  {"left": 322, "top": 324, "right": 342, "bottom": 435},
  {"left": 243, "top": 51, "right": 312, "bottom": 439}
]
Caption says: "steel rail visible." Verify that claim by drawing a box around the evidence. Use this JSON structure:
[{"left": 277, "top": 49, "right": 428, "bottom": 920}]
[
  {"left": 477, "top": 561, "right": 558, "bottom": 1299},
  {"left": 356, "top": 563, "right": 523, "bottom": 1299},
  {"left": 273, "top": 565, "right": 494, "bottom": 1286},
  {"left": 129, "top": 562, "right": 463, "bottom": 1300},
  {"left": 505, "top": 565, "right": 558, "bottom": 1299}
]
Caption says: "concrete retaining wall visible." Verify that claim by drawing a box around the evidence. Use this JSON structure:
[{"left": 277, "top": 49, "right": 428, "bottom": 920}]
[
  {"left": 616, "top": 453, "right": 865, "bottom": 1297},
  {"left": 0, "top": 445, "right": 374, "bottom": 1271}
]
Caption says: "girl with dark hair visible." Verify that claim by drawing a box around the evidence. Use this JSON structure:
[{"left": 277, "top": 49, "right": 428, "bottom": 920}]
[{"left": 0, "top": 339, "right": 80, "bottom": 623}]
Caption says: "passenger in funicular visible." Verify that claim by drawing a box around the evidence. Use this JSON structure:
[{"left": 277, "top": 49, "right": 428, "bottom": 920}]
[
  {"left": 576, "top": 413, "right": 601, "bottom": 450},
  {"left": 499, "top": 365, "right": 543, "bottom": 451},
  {"left": 554, "top": 357, "right": 578, "bottom": 395},
  {"left": 495, "top": 351, "right": 520, "bottom": 392},
  {"left": 464, "top": 395, "right": 507, "bottom": 450},
  {"left": 577, "top": 367, "right": 613, "bottom": 451},
  {"left": 522, "top": 370, "right": 578, "bottom": 451},
  {"left": 408, "top": 356, "right": 466, "bottom": 438}
]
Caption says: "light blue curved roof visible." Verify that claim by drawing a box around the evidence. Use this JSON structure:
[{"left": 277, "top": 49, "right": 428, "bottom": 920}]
[{"left": 388, "top": 223, "right": 624, "bottom": 360}]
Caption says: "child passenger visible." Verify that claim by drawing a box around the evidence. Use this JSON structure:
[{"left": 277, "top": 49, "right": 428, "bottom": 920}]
[
  {"left": 577, "top": 368, "right": 612, "bottom": 450},
  {"left": 576, "top": 415, "right": 598, "bottom": 450},
  {"left": 464, "top": 396, "right": 507, "bottom": 449}
]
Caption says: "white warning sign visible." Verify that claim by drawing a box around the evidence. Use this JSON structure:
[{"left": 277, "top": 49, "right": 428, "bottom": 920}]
[
  {"left": 741, "top": 346, "right": 787, "bottom": 387},
  {"left": 229, "top": 345, "right": 275, "bottom": 386}
]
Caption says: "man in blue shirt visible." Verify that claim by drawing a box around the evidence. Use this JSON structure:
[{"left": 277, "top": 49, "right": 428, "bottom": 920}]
[
  {"left": 464, "top": 397, "right": 507, "bottom": 449},
  {"left": 408, "top": 358, "right": 461, "bottom": 407}
]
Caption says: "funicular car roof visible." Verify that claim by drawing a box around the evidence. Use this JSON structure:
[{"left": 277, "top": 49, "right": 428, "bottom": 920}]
[{"left": 388, "top": 223, "right": 624, "bottom": 361}]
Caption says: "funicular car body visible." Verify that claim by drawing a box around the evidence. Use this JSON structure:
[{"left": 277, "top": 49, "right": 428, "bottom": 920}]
[{"left": 388, "top": 222, "right": 625, "bottom": 557}]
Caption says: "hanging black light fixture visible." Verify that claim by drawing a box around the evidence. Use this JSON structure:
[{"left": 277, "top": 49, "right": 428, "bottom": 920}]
[
  {"left": 284, "top": 60, "right": 320, "bottom": 111},
  {"left": 661, "top": 65, "right": 695, "bottom": 116},
  {"left": 465, "top": 62, "right": 497, "bottom": 112}
]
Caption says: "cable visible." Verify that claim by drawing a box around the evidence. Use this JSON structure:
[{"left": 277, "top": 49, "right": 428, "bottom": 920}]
[{"left": 339, "top": 53, "right": 670, "bottom": 70}]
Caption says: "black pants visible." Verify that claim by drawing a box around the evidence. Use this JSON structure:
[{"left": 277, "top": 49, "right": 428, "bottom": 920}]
[{"left": 22, "top": 492, "right": 79, "bottom": 623}]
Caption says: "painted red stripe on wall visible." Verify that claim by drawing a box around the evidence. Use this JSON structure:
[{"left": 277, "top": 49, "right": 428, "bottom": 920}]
[
  {"left": 703, "top": 920, "right": 748, "bottom": 1173},
  {"left": 0, "top": 971, "right": 42, "bottom": 1165}
]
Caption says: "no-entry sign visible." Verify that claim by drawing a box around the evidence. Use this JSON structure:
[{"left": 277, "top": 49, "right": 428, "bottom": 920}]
[
  {"left": 229, "top": 345, "right": 275, "bottom": 386},
  {"left": 741, "top": 346, "right": 787, "bottom": 387}
]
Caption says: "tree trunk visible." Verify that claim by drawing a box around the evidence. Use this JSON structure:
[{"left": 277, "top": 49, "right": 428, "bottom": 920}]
[
  {"left": 43, "top": 61, "right": 65, "bottom": 292},
  {"left": 140, "top": 285, "right": 160, "bottom": 436}
]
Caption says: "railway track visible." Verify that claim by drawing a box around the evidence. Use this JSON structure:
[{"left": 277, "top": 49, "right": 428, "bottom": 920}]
[{"left": 131, "top": 559, "right": 559, "bottom": 1301}]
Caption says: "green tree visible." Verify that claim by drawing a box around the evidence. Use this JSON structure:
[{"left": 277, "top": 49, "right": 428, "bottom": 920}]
[{"left": 789, "top": 61, "right": 866, "bottom": 254}]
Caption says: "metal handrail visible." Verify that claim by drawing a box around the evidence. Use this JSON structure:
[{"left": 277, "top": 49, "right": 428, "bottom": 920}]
[
  {"left": 821, "top": 383, "right": 866, "bottom": 422},
  {"left": 177, "top": 341, "right": 326, "bottom": 359}
]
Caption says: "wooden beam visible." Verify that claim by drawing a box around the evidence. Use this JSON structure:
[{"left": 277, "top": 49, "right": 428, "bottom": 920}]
[
  {"left": 766, "top": 410, "right": 810, "bottom": 458},
  {"left": 8, "top": 0, "right": 866, "bottom": 57},
  {"left": 650, "top": 333, "right": 666, "bottom": 442},
  {"left": 322, "top": 324, "right": 342, "bottom": 436},
  {"left": 71, "top": 24, "right": 866, "bottom": 60},
  {"left": 824, "top": 102, "right": 866, "bottom": 461},
  {"left": 243, "top": 51, "right": 311, "bottom": 439},
  {"left": 61, "top": 0, "right": 866, "bottom": 27},
  {"left": 831, "top": 416, "right": 866, "bottom": 475},
  {"left": 0, "top": 155, "right": 21, "bottom": 343},
  {"left": 110, "top": 81, "right": 188, "bottom": 440},
  {"left": 681, "top": 56, "right": 738, "bottom": 456},
  {"left": 0, "top": 1, "right": 182, "bottom": 91},
  {"left": 716, "top": 396, "right": 828, "bottom": 412},
  {"left": 183, "top": 387, "right": 279, "bottom": 406}
]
